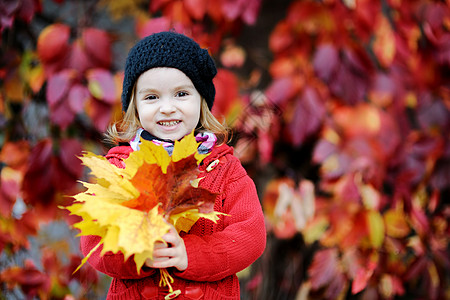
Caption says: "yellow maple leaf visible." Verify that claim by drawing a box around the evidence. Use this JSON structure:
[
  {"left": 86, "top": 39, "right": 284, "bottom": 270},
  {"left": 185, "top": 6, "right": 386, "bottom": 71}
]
[{"left": 64, "top": 131, "right": 221, "bottom": 275}]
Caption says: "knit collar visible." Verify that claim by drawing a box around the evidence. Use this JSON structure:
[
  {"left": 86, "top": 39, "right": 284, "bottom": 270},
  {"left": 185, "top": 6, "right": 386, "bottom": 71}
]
[{"left": 130, "top": 128, "right": 217, "bottom": 155}]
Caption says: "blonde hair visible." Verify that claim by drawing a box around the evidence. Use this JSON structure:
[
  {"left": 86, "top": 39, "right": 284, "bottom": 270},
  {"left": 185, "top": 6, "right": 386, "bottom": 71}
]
[{"left": 105, "top": 86, "right": 229, "bottom": 146}]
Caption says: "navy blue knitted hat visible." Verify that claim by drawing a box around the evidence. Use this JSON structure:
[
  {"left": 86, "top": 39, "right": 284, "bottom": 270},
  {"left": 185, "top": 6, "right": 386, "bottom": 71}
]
[{"left": 121, "top": 31, "right": 217, "bottom": 112}]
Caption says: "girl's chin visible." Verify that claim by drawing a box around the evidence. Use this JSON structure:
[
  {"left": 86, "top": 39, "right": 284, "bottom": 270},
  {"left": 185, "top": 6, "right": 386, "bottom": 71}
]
[{"left": 154, "top": 131, "right": 187, "bottom": 141}]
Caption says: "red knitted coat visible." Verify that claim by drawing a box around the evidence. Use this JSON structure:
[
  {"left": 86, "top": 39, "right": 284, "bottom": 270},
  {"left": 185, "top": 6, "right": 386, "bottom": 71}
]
[{"left": 80, "top": 143, "right": 266, "bottom": 299}]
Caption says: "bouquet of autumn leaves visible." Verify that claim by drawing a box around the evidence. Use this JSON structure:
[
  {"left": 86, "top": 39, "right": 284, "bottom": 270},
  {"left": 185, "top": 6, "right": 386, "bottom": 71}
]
[{"left": 64, "top": 132, "right": 221, "bottom": 291}]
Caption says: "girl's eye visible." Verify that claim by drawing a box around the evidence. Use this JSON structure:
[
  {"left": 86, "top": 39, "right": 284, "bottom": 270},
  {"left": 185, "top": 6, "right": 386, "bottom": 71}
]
[
  {"left": 144, "top": 95, "right": 158, "bottom": 100},
  {"left": 176, "top": 91, "right": 188, "bottom": 97}
]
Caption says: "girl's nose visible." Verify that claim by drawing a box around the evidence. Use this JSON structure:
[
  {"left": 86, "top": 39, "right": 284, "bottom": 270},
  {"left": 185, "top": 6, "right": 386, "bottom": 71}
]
[{"left": 159, "top": 98, "right": 176, "bottom": 114}]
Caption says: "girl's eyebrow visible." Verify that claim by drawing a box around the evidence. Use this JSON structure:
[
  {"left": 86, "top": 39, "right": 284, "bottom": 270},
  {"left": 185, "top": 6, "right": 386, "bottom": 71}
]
[
  {"left": 138, "top": 88, "right": 157, "bottom": 94},
  {"left": 175, "top": 83, "right": 195, "bottom": 90},
  {"left": 138, "top": 84, "right": 195, "bottom": 94}
]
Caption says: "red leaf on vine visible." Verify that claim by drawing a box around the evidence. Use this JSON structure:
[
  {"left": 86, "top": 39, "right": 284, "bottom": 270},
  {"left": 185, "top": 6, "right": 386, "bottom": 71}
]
[
  {"left": 269, "top": 21, "right": 293, "bottom": 53},
  {"left": 0, "top": 168, "right": 20, "bottom": 217},
  {"left": 149, "top": 0, "right": 171, "bottom": 13},
  {"left": 41, "top": 248, "right": 63, "bottom": 281},
  {"left": 212, "top": 69, "right": 240, "bottom": 120},
  {"left": 37, "top": 23, "right": 70, "bottom": 67},
  {"left": 257, "top": 130, "right": 273, "bottom": 165},
  {"left": 342, "top": 211, "right": 370, "bottom": 249},
  {"left": 221, "top": 0, "right": 261, "bottom": 25},
  {"left": 265, "top": 77, "right": 297, "bottom": 106},
  {"left": 22, "top": 139, "right": 53, "bottom": 205},
  {"left": 184, "top": 0, "right": 207, "bottom": 20},
  {"left": 136, "top": 16, "right": 172, "bottom": 38},
  {"left": 308, "top": 248, "right": 346, "bottom": 298},
  {"left": 417, "top": 95, "right": 449, "bottom": 132},
  {"left": 312, "top": 139, "right": 337, "bottom": 165},
  {"left": 0, "top": 1, "right": 20, "bottom": 31},
  {"left": 69, "top": 39, "right": 94, "bottom": 74},
  {"left": 288, "top": 86, "right": 325, "bottom": 146},
  {"left": 58, "top": 139, "right": 84, "bottom": 186},
  {"left": 241, "top": 0, "right": 261, "bottom": 25},
  {"left": 66, "top": 255, "right": 99, "bottom": 288},
  {"left": 16, "top": 0, "right": 40, "bottom": 24},
  {"left": 313, "top": 44, "right": 339, "bottom": 82},
  {"left": 322, "top": 47, "right": 373, "bottom": 105},
  {"left": 431, "top": 152, "right": 450, "bottom": 190},
  {"left": 50, "top": 96, "right": 77, "bottom": 129},
  {"left": 0, "top": 140, "right": 30, "bottom": 172},
  {"left": 68, "top": 83, "right": 90, "bottom": 114},
  {"left": 404, "top": 255, "right": 428, "bottom": 281},
  {"left": 82, "top": 27, "right": 112, "bottom": 69},
  {"left": 1, "top": 210, "right": 39, "bottom": 251},
  {"left": 46, "top": 69, "right": 76, "bottom": 107},
  {"left": 351, "top": 266, "right": 373, "bottom": 294},
  {"left": 410, "top": 206, "right": 429, "bottom": 237},
  {"left": 0, "top": 260, "right": 50, "bottom": 297},
  {"left": 161, "top": 1, "right": 193, "bottom": 26},
  {"left": 85, "top": 98, "right": 115, "bottom": 132},
  {"left": 22, "top": 139, "right": 82, "bottom": 210},
  {"left": 86, "top": 68, "right": 118, "bottom": 104},
  {"left": 369, "top": 72, "right": 397, "bottom": 107}
]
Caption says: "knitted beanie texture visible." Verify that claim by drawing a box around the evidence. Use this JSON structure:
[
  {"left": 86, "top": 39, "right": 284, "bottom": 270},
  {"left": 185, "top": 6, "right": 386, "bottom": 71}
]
[{"left": 121, "top": 31, "right": 217, "bottom": 112}]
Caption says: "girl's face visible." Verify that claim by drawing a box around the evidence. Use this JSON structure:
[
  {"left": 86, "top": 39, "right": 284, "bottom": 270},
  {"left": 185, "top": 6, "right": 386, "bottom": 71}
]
[{"left": 135, "top": 67, "right": 201, "bottom": 141}]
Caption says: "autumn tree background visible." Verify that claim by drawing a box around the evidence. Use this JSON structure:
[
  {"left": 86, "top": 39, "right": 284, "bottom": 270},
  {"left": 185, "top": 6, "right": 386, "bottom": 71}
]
[{"left": 0, "top": 0, "right": 449, "bottom": 299}]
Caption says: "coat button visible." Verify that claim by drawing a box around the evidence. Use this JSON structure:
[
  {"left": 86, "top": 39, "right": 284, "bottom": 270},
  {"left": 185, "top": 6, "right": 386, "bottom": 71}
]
[
  {"left": 185, "top": 286, "right": 203, "bottom": 300},
  {"left": 206, "top": 159, "right": 220, "bottom": 172}
]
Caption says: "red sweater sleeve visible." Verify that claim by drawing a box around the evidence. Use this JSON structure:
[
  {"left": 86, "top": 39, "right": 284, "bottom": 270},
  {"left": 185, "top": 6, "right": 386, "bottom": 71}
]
[
  {"left": 80, "top": 235, "right": 156, "bottom": 279},
  {"left": 174, "top": 155, "right": 267, "bottom": 282}
]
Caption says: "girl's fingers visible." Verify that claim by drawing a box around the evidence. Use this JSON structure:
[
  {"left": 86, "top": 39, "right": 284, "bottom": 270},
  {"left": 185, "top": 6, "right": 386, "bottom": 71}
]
[
  {"left": 162, "top": 234, "right": 179, "bottom": 247},
  {"left": 153, "top": 246, "right": 170, "bottom": 255},
  {"left": 151, "top": 258, "right": 177, "bottom": 269},
  {"left": 153, "top": 241, "right": 166, "bottom": 249},
  {"left": 145, "top": 225, "right": 187, "bottom": 271},
  {"left": 162, "top": 227, "right": 180, "bottom": 246}
]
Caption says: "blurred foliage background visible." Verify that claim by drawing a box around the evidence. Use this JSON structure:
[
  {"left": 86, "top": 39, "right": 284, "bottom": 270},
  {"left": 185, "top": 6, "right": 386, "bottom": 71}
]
[{"left": 0, "top": 0, "right": 449, "bottom": 299}]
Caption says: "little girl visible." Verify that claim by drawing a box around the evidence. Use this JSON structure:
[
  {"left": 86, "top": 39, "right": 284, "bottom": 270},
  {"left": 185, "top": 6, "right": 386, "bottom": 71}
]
[{"left": 80, "top": 31, "right": 266, "bottom": 299}]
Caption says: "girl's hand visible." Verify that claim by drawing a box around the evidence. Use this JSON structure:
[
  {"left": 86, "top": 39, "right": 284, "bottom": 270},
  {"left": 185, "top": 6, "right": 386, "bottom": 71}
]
[{"left": 145, "top": 225, "right": 188, "bottom": 272}]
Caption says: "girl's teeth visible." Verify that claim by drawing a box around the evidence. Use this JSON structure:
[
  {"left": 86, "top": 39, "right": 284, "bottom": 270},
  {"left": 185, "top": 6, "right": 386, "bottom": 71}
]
[{"left": 159, "top": 121, "right": 180, "bottom": 126}]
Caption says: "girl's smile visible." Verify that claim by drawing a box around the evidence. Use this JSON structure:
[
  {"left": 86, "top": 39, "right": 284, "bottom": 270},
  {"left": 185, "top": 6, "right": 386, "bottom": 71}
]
[
  {"left": 135, "top": 67, "right": 202, "bottom": 141},
  {"left": 158, "top": 120, "right": 181, "bottom": 126}
]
